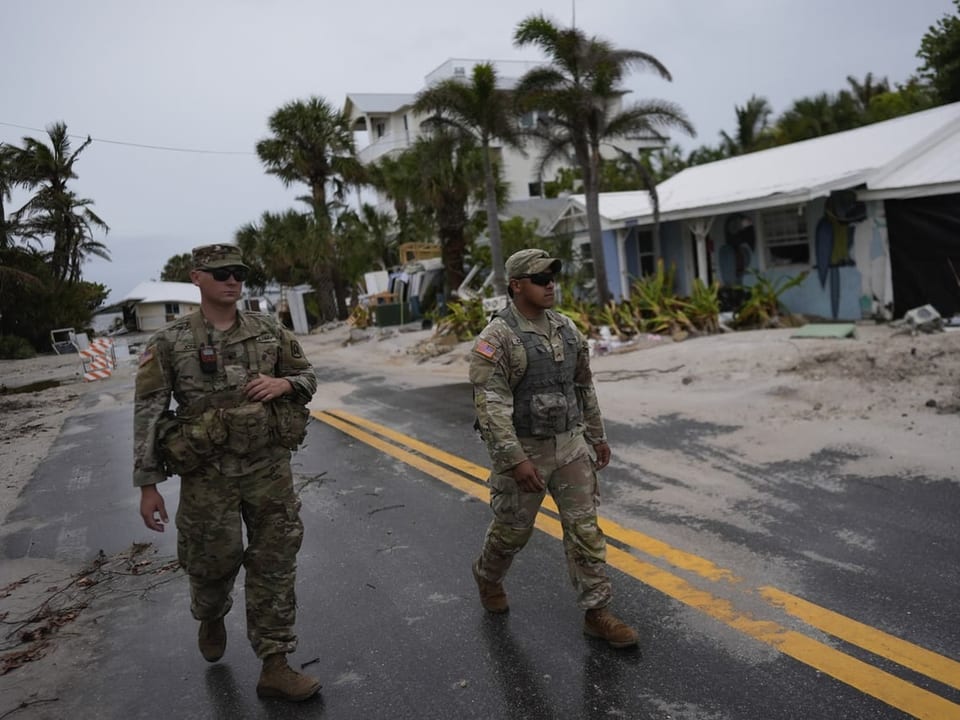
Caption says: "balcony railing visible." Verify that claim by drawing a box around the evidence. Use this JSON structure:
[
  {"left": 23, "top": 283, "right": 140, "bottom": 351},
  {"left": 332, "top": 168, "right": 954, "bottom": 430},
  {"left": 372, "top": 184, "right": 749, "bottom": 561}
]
[{"left": 357, "top": 134, "right": 413, "bottom": 164}]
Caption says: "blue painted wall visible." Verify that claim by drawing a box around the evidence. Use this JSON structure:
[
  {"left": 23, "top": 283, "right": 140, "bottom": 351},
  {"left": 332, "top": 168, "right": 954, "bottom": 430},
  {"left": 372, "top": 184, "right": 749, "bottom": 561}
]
[
  {"left": 601, "top": 198, "right": 872, "bottom": 320},
  {"left": 602, "top": 229, "right": 622, "bottom": 300},
  {"left": 767, "top": 267, "right": 862, "bottom": 320}
]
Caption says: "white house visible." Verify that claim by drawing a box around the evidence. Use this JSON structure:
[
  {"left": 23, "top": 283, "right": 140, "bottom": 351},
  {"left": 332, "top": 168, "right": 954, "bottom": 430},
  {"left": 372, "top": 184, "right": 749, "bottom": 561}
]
[
  {"left": 344, "top": 58, "right": 665, "bottom": 205},
  {"left": 553, "top": 101, "right": 960, "bottom": 320},
  {"left": 113, "top": 281, "right": 201, "bottom": 332}
]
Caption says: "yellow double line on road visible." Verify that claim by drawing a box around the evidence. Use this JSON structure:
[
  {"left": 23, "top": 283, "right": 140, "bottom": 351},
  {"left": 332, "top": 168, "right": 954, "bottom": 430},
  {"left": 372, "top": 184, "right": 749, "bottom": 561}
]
[{"left": 313, "top": 408, "right": 960, "bottom": 719}]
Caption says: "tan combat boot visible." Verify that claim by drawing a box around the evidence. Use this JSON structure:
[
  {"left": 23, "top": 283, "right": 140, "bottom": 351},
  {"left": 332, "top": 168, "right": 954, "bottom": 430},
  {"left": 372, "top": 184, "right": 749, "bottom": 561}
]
[
  {"left": 583, "top": 607, "right": 639, "bottom": 649},
  {"left": 472, "top": 560, "right": 509, "bottom": 613},
  {"left": 256, "top": 654, "right": 322, "bottom": 702},
  {"left": 198, "top": 618, "right": 226, "bottom": 662}
]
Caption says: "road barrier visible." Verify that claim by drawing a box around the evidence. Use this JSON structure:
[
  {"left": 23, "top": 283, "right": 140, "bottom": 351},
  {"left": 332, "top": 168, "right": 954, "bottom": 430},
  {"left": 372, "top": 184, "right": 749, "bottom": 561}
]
[{"left": 80, "top": 338, "right": 117, "bottom": 382}]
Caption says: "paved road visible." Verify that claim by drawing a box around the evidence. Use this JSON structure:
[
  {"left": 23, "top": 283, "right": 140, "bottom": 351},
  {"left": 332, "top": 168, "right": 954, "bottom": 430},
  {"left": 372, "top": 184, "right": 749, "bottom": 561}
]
[{"left": 2, "top": 363, "right": 958, "bottom": 719}]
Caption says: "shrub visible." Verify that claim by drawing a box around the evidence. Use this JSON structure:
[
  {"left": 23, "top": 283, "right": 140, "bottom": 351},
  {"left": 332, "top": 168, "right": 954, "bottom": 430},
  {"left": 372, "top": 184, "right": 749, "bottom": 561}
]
[
  {"left": 434, "top": 298, "right": 488, "bottom": 341},
  {"left": 734, "top": 271, "right": 809, "bottom": 328},
  {"left": 0, "top": 335, "right": 37, "bottom": 360}
]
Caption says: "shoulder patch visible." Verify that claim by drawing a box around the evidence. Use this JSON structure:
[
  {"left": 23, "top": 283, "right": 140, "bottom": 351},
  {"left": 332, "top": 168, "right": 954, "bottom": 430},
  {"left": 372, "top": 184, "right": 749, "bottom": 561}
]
[
  {"left": 474, "top": 339, "right": 498, "bottom": 360},
  {"left": 290, "top": 340, "right": 304, "bottom": 359},
  {"left": 138, "top": 345, "right": 155, "bottom": 368}
]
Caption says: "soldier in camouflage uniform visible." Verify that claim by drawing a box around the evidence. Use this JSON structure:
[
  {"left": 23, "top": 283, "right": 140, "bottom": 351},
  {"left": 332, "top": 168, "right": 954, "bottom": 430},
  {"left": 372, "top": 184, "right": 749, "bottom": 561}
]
[
  {"left": 469, "top": 248, "right": 639, "bottom": 649},
  {"left": 134, "top": 243, "right": 322, "bottom": 701}
]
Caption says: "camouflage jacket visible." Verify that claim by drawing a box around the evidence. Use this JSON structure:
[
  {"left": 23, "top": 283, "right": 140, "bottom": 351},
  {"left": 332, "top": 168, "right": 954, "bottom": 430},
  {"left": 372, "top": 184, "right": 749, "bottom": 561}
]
[
  {"left": 468, "top": 303, "right": 606, "bottom": 473},
  {"left": 133, "top": 310, "right": 317, "bottom": 487}
]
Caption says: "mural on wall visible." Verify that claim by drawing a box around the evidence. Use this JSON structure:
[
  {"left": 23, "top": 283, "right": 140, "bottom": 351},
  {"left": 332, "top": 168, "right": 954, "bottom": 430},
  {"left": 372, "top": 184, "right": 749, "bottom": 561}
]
[{"left": 816, "top": 190, "right": 866, "bottom": 318}]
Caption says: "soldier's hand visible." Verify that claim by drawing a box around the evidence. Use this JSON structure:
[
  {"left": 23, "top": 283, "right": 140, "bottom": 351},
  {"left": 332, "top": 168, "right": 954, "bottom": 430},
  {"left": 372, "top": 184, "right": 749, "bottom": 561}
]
[
  {"left": 593, "top": 441, "right": 611, "bottom": 471},
  {"left": 140, "top": 485, "right": 169, "bottom": 532},
  {"left": 511, "top": 459, "right": 545, "bottom": 492},
  {"left": 244, "top": 373, "right": 293, "bottom": 402}
]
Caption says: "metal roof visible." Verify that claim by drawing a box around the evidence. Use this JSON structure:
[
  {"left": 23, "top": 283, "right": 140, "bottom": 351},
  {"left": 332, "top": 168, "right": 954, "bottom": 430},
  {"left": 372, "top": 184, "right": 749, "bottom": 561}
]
[
  {"left": 344, "top": 93, "right": 416, "bottom": 116},
  {"left": 501, "top": 198, "right": 570, "bottom": 233},
  {"left": 864, "top": 114, "right": 960, "bottom": 197},
  {"left": 122, "top": 281, "right": 201, "bottom": 305},
  {"left": 568, "top": 101, "right": 960, "bottom": 225}
]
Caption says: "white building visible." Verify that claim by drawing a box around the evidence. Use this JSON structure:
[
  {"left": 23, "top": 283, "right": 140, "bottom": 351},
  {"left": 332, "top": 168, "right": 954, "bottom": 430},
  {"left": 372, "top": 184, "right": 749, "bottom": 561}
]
[
  {"left": 109, "top": 281, "right": 201, "bottom": 333},
  {"left": 344, "top": 58, "right": 666, "bottom": 204}
]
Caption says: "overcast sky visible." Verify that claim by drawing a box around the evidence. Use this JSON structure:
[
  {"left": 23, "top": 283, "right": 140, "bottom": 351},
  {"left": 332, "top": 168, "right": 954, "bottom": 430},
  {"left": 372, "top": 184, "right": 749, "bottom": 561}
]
[{"left": 2, "top": 0, "right": 952, "bottom": 301}]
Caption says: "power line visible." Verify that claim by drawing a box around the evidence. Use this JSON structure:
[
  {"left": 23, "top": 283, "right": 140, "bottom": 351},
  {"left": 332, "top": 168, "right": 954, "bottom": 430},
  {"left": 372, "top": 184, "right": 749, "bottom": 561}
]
[{"left": 0, "top": 120, "right": 256, "bottom": 156}]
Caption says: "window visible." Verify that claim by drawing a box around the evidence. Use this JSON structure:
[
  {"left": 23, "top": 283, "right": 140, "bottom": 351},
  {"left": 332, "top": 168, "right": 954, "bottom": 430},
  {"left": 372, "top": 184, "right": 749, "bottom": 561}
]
[
  {"left": 637, "top": 231, "right": 655, "bottom": 276},
  {"left": 164, "top": 302, "right": 180, "bottom": 322},
  {"left": 760, "top": 206, "right": 809, "bottom": 266},
  {"left": 519, "top": 111, "right": 537, "bottom": 129},
  {"left": 375, "top": 122, "right": 385, "bottom": 138},
  {"left": 578, "top": 242, "right": 594, "bottom": 279},
  {"left": 528, "top": 181, "right": 542, "bottom": 198}
]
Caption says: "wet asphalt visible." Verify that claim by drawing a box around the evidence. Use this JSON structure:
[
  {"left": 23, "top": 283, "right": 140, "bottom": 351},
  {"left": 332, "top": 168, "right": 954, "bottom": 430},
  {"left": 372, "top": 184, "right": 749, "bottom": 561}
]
[{"left": 1, "top": 363, "right": 958, "bottom": 719}]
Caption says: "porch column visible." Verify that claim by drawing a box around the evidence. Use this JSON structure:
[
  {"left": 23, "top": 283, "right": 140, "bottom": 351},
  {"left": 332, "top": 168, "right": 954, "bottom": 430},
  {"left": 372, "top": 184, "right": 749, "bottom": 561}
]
[
  {"left": 618, "top": 228, "right": 630, "bottom": 300},
  {"left": 687, "top": 217, "right": 715, "bottom": 286}
]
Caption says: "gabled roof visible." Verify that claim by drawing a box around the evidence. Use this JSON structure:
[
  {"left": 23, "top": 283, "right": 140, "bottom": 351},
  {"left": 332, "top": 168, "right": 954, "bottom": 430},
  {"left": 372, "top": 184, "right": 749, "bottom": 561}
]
[
  {"left": 344, "top": 93, "right": 416, "bottom": 118},
  {"left": 122, "top": 281, "right": 200, "bottom": 305},
  {"left": 501, "top": 198, "right": 570, "bottom": 234},
  {"left": 566, "top": 101, "right": 960, "bottom": 226},
  {"left": 864, "top": 113, "right": 960, "bottom": 198}
]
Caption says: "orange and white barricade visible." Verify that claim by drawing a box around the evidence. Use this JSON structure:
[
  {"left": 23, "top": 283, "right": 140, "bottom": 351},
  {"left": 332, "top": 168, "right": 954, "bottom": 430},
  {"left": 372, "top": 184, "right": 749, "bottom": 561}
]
[{"left": 80, "top": 338, "right": 117, "bottom": 382}]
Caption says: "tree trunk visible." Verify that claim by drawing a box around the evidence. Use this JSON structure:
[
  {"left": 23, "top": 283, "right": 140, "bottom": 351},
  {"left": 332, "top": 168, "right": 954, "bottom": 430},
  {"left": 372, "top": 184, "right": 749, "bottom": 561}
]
[
  {"left": 332, "top": 265, "right": 349, "bottom": 321},
  {"left": 583, "top": 144, "right": 611, "bottom": 304},
  {"left": 438, "top": 204, "right": 468, "bottom": 297},
  {"left": 482, "top": 144, "right": 506, "bottom": 296},
  {"left": 314, "top": 267, "right": 339, "bottom": 323}
]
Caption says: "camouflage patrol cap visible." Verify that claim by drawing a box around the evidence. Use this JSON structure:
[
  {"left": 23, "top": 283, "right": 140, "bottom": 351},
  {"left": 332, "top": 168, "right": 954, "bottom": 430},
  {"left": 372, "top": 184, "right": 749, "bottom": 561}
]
[
  {"left": 192, "top": 243, "right": 249, "bottom": 270},
  {"left": 505, "top": 248, "right": 561, "bottom": 278}
]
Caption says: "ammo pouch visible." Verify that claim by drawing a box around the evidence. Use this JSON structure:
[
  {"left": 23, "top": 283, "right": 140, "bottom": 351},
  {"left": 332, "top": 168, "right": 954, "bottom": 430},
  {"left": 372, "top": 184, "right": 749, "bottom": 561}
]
[
  {"left": 529, "top": 392, "right": 570, "bottom": 437},
  {"left": 271, "top": 400, "right": 310, "bottom": 450},
  {"left": 157, "top": 410, "right": 220, "bottom": 476},
  {"left": 220, "top": 403, "right": 272, "bottom": 455}
]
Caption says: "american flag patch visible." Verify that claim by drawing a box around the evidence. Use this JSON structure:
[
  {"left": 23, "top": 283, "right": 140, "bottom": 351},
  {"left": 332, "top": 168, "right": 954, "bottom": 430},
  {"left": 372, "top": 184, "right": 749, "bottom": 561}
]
[
  {"left": 474, "top": 340, "right": 498, "bottom": 359},
  {"left": 138, "top": 346, "right": 155, "bottom": 367}
]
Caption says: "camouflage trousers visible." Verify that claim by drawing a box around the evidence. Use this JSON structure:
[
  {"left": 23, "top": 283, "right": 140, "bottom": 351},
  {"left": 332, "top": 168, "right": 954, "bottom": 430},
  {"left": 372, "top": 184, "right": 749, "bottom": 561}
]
[
  {"left": 475, "top": 430, "right": 612, "bottom": 610},
  {"left": 176, "top": 454, "right": 304, "bottom": 659}
]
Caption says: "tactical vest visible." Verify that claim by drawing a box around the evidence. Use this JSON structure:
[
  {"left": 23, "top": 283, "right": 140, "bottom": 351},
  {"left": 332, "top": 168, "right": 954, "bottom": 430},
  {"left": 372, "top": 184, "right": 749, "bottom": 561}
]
[
  {"left": 500, "top": 308, "right": 581, "bottom": 438},
  {"left": 179, "top": 311, "right": 263, "bottom": 416},
  {"left": 156, "top": 312, "right": 307, "bottom": 475}
]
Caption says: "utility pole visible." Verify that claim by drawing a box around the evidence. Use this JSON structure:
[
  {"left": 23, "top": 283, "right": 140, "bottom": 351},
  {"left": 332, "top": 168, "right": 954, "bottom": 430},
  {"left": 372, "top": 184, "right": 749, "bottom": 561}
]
[{"left": 572, "top": 0, "right": 576, "bottom": 28}]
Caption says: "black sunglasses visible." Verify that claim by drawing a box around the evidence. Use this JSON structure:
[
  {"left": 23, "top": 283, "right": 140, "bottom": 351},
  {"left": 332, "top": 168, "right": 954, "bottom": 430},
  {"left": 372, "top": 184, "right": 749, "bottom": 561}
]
[
  {"left": 204, "top": 266, "right": 248, "bottom": 282},
  {"left": 518, "top": 272, "right": 556, "bottom": 286}
]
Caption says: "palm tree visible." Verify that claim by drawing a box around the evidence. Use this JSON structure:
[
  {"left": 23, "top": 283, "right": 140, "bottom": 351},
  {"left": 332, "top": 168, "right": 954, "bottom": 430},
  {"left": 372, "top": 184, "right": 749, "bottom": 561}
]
[
  {"left": 12, "top": 123, "right": 109, "bottom": 283},
  {"left": 846, "top": 73, "right": 890, "bottom": 115},
  {"left": 514, "top": 14, "right": 695, "bottom": 304},
  {"left": 160, "top": 253, "right": 195, "bottom": 283},
  {"left": 256, "top": 97, "right": 361, "bottom": 321},
  {"left": 367, "top": 153, "right": 435, "bottom": 248},
  {"left": 400, "top": 129, "right": 486, "bottom": 293},
  {"left": 236, "top": 209, "right": 322, "bottom": 290},
  {"left": 355, "top": 203, "right": 398, "bottom": 270},
  {"left": 413, "top": 63, "right": 522, "bottom": 296},
  {"left": 720, "top": 95, "right": 773, "bottom": 155},
  {"left": 776, "top": 90, "right": 868, "bottom": 145},
  {"left": 610, "top": 147, "right": 662, "bottom": 250},
  {"left": 0, "top": 142, "right": 25, "bottom": 249}
]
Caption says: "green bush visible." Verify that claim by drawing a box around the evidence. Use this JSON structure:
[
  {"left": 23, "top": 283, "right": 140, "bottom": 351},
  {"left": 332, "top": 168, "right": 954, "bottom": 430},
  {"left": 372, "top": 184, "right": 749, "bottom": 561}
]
[
  {"left": 0, "top": 335, "right": 37, "bottom": 359},
  {"left": 734, "top": 271, "right": 809, "bottom": 328}
]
